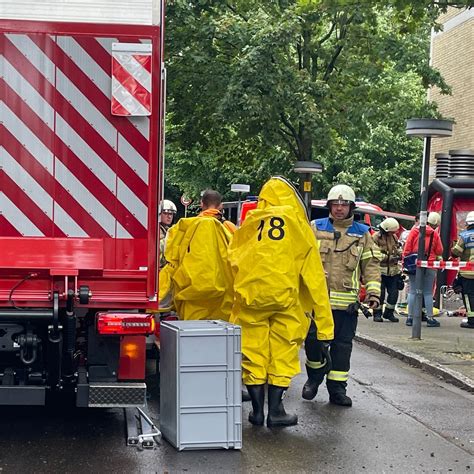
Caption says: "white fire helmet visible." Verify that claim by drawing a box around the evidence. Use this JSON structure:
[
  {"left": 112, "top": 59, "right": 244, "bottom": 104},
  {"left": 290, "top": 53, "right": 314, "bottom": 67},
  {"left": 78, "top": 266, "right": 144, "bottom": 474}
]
[
  {"left": 466, "top": 211, "right": 474, "bottom": 226},
  {"left": 427, "top": 212, "right": 441, "bottom": 227},
  {"left": 326, "top": 184, "right": 356, "bottom": 204},
  {"left": 380, "top": 217, "right": 400, "bottom": 233},
  {"left": 161, "top": 199, "right": 177, "bottom": 214}
]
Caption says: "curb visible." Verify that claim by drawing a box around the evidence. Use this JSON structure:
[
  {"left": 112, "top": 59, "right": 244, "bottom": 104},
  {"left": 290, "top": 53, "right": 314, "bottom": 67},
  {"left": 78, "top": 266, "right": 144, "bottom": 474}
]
[{"left": 355, "top": 333, "right": 474, "bottom": 393}]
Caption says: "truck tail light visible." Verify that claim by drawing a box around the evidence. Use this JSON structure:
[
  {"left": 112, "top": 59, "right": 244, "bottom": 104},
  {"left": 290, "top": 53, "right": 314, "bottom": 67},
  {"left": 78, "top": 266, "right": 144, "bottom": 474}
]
[{"left": 96, "top": 313, "right": 155, "bottom": 335}]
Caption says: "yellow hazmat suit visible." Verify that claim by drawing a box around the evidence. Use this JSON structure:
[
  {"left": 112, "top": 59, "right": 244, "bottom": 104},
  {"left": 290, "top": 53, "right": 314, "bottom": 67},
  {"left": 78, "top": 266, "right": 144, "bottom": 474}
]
[
  {"left": 158, "top": 216, "right": 234, "bottom": 321},
  {"left": 229, "top": 177, "right": 333, "bottom": 387}
]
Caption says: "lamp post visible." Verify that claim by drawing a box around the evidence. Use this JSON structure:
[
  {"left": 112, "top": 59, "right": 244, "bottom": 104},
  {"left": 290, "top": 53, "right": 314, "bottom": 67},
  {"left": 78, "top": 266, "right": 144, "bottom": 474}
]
[
  {"left": 293, "top": 161, "right": 324, "bottom": 216},
  {"left": 406, "top": 119, "right": 453, "bottom": 339},
  {"left": 231, "top": 183, "right": 250, "bottom": 226}
]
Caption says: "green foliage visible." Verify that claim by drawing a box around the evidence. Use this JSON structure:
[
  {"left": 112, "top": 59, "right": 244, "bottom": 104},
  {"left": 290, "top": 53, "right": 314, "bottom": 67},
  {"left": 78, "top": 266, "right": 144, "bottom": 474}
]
[{"left": 164, "top": 0, "right": 474, "bottom": 213}]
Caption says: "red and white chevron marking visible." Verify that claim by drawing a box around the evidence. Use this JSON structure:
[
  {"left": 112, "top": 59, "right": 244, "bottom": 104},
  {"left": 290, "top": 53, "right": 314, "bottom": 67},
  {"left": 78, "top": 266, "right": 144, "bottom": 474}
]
[
  {"left": 417, "top": 260, "right": 474, "bottom": 270},
  {"left": 111, "top": 43, "right": 152, "bottom": 116},
  {"left": 1, "top": 33, "right": 151, "bottom": 239}
]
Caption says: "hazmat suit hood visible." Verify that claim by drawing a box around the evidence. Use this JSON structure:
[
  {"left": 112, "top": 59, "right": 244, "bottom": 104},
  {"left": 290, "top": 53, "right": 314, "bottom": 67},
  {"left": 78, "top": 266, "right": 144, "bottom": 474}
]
[{"left": 257, "top": 176, "right": 309, "bottom": 223}]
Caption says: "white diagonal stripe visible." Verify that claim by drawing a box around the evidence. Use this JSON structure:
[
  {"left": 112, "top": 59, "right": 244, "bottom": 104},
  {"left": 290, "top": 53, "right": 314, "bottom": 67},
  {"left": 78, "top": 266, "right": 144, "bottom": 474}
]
[
  {"left": 54, "top": 159, "right": 126, "bottom": 238},
  {"left": 117, "top": 222, "right": 131, "bottom": 238},
  {"left": 2, "top": 149, "right": 53, "bottom": 218},
  {"left": 1, "top": 102, "right": 54, "bottom": 173},
  {"left": 117, "top": 179, "right": 148, "bottom": 228},
  {"left": 6, "top": 33, "right": 56, "bottom": 84},
  {"left": 55, "top": 115, "right": 116, "bottom": 193},
  {"left": 112, "top": 77, "right": 150, "bottom": 115},
  {"left": 0, "top": 192, "right": 44, "bottom": 237},
  {"left": 2, "top": 56, "right": 55, "bottom": 129},
  {"left": 117, "top": 134, "right": 149, "bottom": 184},
  {"left": 53, "top": 203, "right": 89, "bottom": 238}
]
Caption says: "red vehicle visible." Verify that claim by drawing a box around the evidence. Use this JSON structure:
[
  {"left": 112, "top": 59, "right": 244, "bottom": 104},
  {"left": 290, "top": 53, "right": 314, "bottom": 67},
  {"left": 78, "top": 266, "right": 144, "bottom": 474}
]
[{"left": 0, "top": 2, "right": 165, "bottom": 407}]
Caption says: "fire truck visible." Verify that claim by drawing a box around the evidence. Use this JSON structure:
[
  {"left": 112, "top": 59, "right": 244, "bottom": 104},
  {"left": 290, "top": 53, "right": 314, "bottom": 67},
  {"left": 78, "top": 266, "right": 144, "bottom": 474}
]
[{"left": 0, "top": 0, "right": 165, "bottom": 409}]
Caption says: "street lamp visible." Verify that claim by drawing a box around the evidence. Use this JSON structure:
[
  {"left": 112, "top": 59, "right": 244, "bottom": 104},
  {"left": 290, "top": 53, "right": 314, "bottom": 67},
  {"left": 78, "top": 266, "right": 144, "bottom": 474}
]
[
  {"left": 406, "top": 118, "right": 453, "bottom": 339},
  {"left": 231, "top": 183, "right": 250, "bottom": 226},
  {"left": 293, "top": 161, "right": 324, "bottom": 215}
]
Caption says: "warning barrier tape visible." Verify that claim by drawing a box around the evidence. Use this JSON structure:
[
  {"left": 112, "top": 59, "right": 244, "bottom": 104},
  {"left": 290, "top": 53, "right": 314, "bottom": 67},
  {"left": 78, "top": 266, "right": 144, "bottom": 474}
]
[{"left": 416, "top": 260, "right": 474, "bottom": 270}]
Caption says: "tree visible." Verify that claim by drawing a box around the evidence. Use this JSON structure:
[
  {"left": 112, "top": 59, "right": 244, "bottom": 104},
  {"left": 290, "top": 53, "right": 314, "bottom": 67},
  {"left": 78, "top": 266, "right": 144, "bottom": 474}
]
[{"left": 164, "top": 0, "right": 472, "bottom": 211}]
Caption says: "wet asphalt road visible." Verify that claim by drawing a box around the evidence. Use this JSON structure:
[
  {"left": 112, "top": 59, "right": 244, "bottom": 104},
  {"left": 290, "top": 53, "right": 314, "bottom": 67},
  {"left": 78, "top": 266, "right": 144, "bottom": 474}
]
[{"left": 0, "top": 343, "right": 472, "bottom": 473}]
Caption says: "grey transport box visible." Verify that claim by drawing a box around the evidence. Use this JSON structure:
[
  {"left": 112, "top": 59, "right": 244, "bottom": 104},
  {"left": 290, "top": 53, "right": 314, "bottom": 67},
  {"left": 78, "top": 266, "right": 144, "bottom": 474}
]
[{"left": 159, "top": 320, "right": 242, "bottom": 451}]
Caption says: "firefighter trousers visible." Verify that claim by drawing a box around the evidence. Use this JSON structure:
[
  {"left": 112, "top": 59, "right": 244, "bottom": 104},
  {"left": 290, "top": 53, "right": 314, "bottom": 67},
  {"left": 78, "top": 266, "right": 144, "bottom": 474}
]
[
  {"left": 304, "top": 309, "right": 358, "bottom": 395},
  {"left": 380, "top": 274, "right": 399, "bottom": 310},
  {"left": 460, "top": 276, "right": 474, "bottom": 318}
]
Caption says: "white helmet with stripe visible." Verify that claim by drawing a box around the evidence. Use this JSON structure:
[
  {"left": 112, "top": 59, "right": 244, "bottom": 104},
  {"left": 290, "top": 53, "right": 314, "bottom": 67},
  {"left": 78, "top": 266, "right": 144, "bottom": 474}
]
[
  {"left": 161, "top": 199, "right": 177, "bottom": 214},
  {"left": 466, "top": 211, "right": 474, "bottom": 226}
]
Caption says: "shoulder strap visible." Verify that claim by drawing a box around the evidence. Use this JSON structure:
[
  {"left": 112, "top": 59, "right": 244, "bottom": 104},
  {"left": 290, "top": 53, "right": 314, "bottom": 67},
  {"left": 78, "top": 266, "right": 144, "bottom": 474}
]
[{"left": 425, "top": 232, "right": 434, "bottom": 259}]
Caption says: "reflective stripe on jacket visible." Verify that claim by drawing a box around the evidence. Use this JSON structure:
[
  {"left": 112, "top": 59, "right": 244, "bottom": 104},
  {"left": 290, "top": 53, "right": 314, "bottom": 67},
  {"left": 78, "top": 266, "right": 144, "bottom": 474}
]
[{"left": 452, "top": 228, "right": 474, "bottom": 279}]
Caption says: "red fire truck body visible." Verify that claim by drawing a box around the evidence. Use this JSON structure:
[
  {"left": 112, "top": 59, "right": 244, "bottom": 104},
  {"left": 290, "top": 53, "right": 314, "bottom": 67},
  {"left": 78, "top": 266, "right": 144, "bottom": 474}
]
[{"left": 0, "top": 2, "right": 164, "bottom": 407}]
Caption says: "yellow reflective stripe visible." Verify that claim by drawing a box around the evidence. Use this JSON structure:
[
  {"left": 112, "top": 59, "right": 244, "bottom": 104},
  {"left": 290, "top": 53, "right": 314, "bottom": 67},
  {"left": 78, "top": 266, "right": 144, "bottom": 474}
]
[
  {"left": 385, "top": 303, "right": 396, "bottom": 310},
  {"left": 330, "top": 295, "right": 357, "bottom": 303},
  {"left": 330, "top": 290, "right": 358, "bottom": 308},
  {"left": 306, "top": 359, "right": 327, "bottom": 370},
  {"left": 327, "top": 370, "right": 349, "bottom": 382},
  {"left": 331, "top": 291, "right": 358, "bottom": 298},
  {"left": 351, "top": 265, "right": 360, "bottom": 288},
  {"left": 362, "top": 250, "right": 377, "bottom": 259},
  {"left": 365, "top": 281, "right": 381, "bottom": 293}
]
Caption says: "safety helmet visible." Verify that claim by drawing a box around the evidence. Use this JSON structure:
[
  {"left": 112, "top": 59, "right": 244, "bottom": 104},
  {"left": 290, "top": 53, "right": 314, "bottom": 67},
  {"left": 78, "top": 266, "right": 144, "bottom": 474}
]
[
  {"left": 466, "top": 211, "right": 474, "bottom": 226},
  {"left": 326, "top": 184, "right": 356, "bottom": 204},
  {"left": 380, "top": 217, "right": 400, "bottom": 233},
  {"left": 427, "top": 212, "right": 441, "bottom": 227},
  {"left": 161, "top": 199, "right": 177, "bottom": 214}
]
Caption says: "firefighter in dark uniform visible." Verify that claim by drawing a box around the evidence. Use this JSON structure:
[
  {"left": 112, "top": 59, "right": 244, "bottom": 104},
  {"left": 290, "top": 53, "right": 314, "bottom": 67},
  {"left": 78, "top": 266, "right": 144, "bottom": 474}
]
[
  {"left": 452, "top": 211, "right": 474, "bottom": 329},
  {"left": 302, "top": 185, "right": 381, "bottom": 406}
]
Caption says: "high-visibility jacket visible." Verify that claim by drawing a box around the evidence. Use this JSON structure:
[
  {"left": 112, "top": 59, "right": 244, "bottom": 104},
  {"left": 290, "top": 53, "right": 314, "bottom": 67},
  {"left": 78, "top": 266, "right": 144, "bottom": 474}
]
[
  {"left": 229, "top": 177, "right": 334, "bottom": 341},
  {"left": 158, "top": 216, "right": 234, "bottom": 320},
  {"left": 373, "top": 231, "right": 401, "bottom": 276},
  {"left": 312, "top": 216, "right": 381, "bottom": 310},
  {"left": 452, "top": 227, "right": 474, "bottom": 279}
]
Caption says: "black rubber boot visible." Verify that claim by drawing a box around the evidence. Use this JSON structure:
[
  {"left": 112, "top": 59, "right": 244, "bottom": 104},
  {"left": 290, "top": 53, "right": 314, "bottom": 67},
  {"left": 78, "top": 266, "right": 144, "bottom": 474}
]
[
  {"left": 329, "top": 392, "right": 353, "bottom": 407},
  {"left": 373, "top": 309, "right": 383, "bottom": 322},
  {"left": 460, "top": 317, "right": 474, "bottom": 329},
  {"left": 302, "top": 365, "right": 323, "bottom": 400},
  {"left": 267, "top": 385, "right": 298, "bottom": 427},
  {"left": 382, "top": 308, "right": 399, "bottom": 323},
  {"left": 246, "top": 384, "right": 265, "bottom": 426}
]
